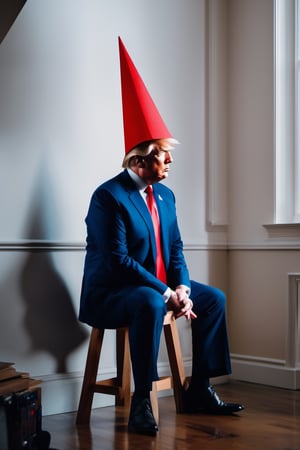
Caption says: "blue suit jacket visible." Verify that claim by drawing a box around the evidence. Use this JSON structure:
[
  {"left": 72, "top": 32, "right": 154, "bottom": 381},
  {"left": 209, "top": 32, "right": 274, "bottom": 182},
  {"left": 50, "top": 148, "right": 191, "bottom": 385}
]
[{"left": 79, "top": 170, "right": 190, "bottom": 328}]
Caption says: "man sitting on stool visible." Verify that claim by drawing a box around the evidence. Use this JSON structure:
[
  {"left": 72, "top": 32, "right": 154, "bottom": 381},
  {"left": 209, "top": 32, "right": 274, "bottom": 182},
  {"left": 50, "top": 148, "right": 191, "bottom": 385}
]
[{"left": 79, "top": 37, "right": 244, "bottom": 436}]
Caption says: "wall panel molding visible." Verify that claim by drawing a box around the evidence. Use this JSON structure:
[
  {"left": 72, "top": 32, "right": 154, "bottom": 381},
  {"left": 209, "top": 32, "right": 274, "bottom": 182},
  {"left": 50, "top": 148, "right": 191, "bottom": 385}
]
[
  {"left": 231, "top": 272, "right": 300, "bottom": 390},
  {"left": 2, "top": 241, "right": 300, "bottom": 252},
  {"left": 287, "top": 274, "right": 300, "bottom": 368},
  {"left": 227, "top": 242, "right": 300, "bottom": 250},
  {"left": 0, "top": 241, "right": 85, "bottom": 251},
  {"left": 231, "top": 354, "right": 300, "bottom": 390}
]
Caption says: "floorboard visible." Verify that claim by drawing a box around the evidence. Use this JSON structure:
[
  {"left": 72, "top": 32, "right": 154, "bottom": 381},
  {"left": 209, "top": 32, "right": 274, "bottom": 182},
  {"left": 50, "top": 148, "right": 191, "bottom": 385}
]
[{"left": 43, "top": 381, "right": 300, "bottom": 450}]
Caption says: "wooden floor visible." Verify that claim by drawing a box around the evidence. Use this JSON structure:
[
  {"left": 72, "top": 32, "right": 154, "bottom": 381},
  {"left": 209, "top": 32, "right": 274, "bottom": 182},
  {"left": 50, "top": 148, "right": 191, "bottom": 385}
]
[{"left": 43, "top": 381, "right": 300, "bottom": 450}]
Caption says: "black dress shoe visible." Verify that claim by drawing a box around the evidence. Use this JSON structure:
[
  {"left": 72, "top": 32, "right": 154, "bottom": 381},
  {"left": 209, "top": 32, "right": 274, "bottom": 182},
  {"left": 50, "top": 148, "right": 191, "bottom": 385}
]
[
  {"left": 128, "top": 397, "right": 158, "bottom": 435},
  {"left": 184, "top": 384, "right": 245, "bottom": 415}
]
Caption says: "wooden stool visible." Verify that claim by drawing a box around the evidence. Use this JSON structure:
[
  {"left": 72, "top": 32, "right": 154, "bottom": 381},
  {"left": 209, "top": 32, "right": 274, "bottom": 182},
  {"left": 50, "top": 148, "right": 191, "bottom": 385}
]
[{"left": 76, "top": 311, "right": 188, "bottom": 425}]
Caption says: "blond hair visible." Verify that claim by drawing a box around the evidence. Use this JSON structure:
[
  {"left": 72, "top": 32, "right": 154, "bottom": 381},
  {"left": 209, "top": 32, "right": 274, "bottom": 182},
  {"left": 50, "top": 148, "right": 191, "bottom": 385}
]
[{"left": 122, "top": 138, "right": 179, "bottom": 168}]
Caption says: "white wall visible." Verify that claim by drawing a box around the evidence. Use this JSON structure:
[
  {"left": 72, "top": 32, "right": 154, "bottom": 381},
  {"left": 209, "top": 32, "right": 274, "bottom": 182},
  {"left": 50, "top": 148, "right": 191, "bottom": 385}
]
[
  {"left": 227, "top": 0, "right": 300, "bottom": 389},
  {"left": 1, "top": 0, "right": 229, "bottom": 415},
  {"left": 0, "top": 0, "right": 211, "bottom": 244},
  {"left": 228, "top": 0, "right": 274, "bottom": 245},
  {"left": 2, "top": 0, "right": 298, "bottom": 417}
]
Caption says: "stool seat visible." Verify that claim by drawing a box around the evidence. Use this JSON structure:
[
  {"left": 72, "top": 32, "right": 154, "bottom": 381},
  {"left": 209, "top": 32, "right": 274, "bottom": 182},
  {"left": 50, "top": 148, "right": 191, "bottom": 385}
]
[{"left": 76, "top": 310, "right": 188, "bottom": 425}]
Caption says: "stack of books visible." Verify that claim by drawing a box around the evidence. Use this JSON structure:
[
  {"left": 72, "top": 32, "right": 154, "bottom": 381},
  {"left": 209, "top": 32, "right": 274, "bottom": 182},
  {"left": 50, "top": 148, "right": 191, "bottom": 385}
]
[{"left": 0, "top": 362, "right": 40, "bottom": 397}]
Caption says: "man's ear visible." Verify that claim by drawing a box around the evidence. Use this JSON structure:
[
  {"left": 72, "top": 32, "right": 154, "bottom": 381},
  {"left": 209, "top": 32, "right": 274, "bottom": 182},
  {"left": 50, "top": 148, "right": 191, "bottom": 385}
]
[{"left": 136, "top": 156, "right": 145, "bottom": 168}]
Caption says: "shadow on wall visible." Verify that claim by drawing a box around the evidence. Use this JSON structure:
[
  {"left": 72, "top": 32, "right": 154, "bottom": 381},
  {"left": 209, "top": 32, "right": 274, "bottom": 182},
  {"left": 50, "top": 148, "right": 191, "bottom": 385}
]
[
  {"left": 19, "top": 177, "right": 87, "bottom": 373},
  {"left": 20, "top": 251, "right": 87, "bottom": 373}
]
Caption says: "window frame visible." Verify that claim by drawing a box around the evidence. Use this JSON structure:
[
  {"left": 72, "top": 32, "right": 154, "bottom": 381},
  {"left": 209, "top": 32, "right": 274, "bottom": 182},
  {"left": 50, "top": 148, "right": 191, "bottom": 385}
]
[
  {"left": 274, "top": 0, "right": 298, "bottom": 224},
  {"left": 295, "top": 0, "right": 300, "bottom": 218}
]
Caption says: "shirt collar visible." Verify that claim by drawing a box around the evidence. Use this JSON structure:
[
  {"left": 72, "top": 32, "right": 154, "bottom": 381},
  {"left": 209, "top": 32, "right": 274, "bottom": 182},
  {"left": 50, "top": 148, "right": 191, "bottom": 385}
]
[{"left": 127, "top": 168, "right": 148, "bottom": 192}]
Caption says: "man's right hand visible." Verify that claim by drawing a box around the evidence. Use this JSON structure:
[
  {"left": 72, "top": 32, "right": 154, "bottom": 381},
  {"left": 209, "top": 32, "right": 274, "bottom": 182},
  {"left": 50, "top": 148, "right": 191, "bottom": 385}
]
[{"left": 167, "top": 290, "right": 197, "bottom": 320}]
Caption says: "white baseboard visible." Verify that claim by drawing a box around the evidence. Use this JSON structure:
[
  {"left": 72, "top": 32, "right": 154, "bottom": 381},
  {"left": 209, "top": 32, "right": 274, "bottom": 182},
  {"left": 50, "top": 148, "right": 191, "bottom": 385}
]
[
  {"left": 40, "top": 360, "right": 190, "bottom": 416},
  {"left": 44, "top": 355, "right": 300, "bottom": 416},
  {"left": 231, "top": 356, "right": 300, "bottom": 390},
  {"left": 40, "top": 358, "right": 232, "bottom": 416}
]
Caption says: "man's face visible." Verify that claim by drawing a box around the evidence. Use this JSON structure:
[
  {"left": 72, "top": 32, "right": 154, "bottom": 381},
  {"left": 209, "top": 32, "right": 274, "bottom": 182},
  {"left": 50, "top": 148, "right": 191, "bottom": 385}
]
[{"left": 143, "top": 149, "right": 173, "bottom": 184}]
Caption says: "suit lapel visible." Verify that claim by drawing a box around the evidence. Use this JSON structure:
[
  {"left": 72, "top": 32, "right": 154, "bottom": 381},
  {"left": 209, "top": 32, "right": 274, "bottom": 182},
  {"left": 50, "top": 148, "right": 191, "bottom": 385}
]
[
  {"left": 153, "top": 184, "right": 168, "bottom": 219},
  {"left": 128, "top": 189, "right": 149, "bottom": 220},
  {"left": 128, "top": 189, "right": 157, "bottom": 251},
  {"left": 122, "top": 171, "right": 152, "bottom": 231},
  {"left": 121, "top": 171, "right": 167, "bottom": 260}
]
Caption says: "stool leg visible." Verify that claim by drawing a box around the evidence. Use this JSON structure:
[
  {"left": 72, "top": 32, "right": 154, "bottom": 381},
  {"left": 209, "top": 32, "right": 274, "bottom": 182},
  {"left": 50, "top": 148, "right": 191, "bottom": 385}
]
[
  {"left": 116, "top": 327, "right": 131, "bottom": 407},
  {"left": 164, "top": 318, "right": 186, "bottom": 413},
  {"left": 150, "top": 382, "right": 159, "bottom": 424},
  {"left": 76, "top": 328, "right": 104, "bottom": 424}
]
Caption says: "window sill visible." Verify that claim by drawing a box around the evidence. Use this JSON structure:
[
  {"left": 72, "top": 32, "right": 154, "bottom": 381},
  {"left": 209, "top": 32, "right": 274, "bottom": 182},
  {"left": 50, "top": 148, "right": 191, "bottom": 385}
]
[{"left": 263, "top": 223, "right": 300, "bottom": 238}]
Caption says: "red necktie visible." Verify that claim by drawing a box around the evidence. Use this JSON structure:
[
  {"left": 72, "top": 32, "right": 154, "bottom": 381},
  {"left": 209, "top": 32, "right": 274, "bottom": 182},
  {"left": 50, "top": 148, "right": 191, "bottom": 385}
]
[{"left": 145, "top": 185, "right": 167, "bottom": 283}]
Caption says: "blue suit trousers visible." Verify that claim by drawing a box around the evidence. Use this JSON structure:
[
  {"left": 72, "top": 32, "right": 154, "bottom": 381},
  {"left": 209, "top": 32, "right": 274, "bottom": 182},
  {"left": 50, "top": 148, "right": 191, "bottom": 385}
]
[{"left": 99, "top": 281, "right": 231, "bottom": 392}]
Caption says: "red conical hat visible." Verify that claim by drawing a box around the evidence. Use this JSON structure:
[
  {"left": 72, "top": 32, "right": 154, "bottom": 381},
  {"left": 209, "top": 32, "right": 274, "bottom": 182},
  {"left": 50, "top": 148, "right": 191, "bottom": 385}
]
[{"left": 118, "top": 37, "right": 173, "bottom": 154}]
